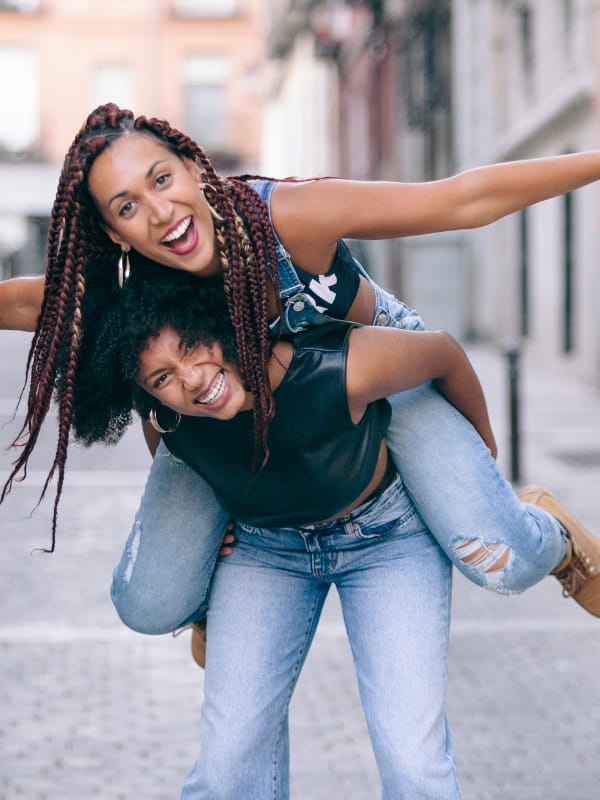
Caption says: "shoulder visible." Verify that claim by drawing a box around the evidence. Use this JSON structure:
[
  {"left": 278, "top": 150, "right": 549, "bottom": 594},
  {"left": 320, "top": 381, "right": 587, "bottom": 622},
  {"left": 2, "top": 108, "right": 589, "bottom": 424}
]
[
  {"left": 269, "top": 179, "right": 356, "bottom": 273},
  {"left": 273, "top": 322, "right": 357, "bottom": 383}
]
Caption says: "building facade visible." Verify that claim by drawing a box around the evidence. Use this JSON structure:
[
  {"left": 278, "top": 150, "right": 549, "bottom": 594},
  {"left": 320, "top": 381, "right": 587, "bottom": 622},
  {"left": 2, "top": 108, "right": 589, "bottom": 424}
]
[
  {"left": 0, "top": 0, "right": 268, "bottom": 276},
  {"left": 3, "top": 0, "right": 600, "bottom": 384},
  {"left": 264, "top": 1, "right": 459, "bottom": 330},
  {"left": 266, "top": 0, "right": 600, "bottom": 384},
  {"left": 451, "top": 0, "right": 600, "bottom": 383}
]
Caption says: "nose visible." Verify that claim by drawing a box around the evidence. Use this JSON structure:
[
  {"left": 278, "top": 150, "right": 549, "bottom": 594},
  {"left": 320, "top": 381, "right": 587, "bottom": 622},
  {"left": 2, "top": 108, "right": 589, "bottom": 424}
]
[
  {"left": 181, "top": 363, "right": 204, "bottom": 393},
  {"left": 147, "top": 194, "right": 172, "bottom": 225}
]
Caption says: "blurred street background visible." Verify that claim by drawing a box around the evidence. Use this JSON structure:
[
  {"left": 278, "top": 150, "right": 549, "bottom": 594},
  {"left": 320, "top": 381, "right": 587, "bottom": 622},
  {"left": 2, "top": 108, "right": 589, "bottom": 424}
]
[
  {"left": 3, "top": 329, "right": 600, "bottom": 799},
  {"left": 2, "top": 1, "right": 600, "bottom": 798}
]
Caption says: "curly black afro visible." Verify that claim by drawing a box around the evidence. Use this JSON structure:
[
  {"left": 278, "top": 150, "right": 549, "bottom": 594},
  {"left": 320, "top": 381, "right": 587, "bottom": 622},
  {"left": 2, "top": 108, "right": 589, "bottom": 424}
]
[{"left": 71, "top": 258, "right": 238, "bottom": 446}]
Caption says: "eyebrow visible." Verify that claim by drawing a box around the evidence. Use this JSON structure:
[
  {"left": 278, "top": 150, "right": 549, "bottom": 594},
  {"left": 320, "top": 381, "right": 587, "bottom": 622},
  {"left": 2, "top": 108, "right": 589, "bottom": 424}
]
[{"left": 108, "top": 160, "right": 167, "bottom": 208}]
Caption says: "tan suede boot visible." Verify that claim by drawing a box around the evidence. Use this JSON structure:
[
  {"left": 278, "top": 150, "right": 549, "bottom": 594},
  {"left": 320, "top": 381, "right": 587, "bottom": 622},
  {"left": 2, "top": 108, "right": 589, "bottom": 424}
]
[
  {"left": 172, "top": 619, "right": 207, "bottom": 669},
  {"left": 518, "top": 485, "right": 600, "bottom": 617},
  {"left": 190, "top": 620, "right": 207, "bottom": 669}
]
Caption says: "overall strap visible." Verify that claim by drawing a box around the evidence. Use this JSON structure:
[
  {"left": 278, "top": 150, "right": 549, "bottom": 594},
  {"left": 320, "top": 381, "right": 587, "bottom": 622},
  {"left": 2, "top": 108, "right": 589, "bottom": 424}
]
[{"left": 251, "top": 180, "right": 303, "bottom": 299}]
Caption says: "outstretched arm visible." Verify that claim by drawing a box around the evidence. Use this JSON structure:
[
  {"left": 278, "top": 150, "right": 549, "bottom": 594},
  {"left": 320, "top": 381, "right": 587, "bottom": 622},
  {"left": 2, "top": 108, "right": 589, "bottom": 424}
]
[
  {"left": 346, "top": 326, "right": 497, "bottom": 457},
  {"left": 0, "top": 276, "right": 44, "bottom": 331},
  {"left": 271, "top": 152, "right": 600, "bottom": 267}
]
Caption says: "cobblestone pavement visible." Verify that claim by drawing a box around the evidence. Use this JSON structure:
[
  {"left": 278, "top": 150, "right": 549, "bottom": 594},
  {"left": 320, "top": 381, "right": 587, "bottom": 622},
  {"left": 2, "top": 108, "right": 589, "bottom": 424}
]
[{"left": 1, "top": 330, "right": 600, "bottom": 799}]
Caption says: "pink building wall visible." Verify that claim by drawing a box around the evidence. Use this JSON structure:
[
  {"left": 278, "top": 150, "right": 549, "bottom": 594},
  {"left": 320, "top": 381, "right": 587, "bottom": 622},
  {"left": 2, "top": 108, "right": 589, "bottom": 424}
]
[{"left": 0, "top": 0, "right": 267, "bottom": 167}]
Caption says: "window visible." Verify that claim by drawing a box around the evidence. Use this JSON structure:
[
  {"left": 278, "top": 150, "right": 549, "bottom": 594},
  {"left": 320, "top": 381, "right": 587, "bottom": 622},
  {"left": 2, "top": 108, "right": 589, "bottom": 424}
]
[
  {"left": 518, "top": 208, "right": 529, "bottom": 337},
  {"left": 0, "top": 47, "right": 39, "bottom": 154},
  {"left": 562, "top": 192, "right": 574, "bottom": 353},
  {"left": 402, "top": 6, "right": 451, "bottom": 178},
  {"left": 183, "top": 55, "right": 229, "bottom": 151},
  {"left": 91, "top": 64, "right": 134, "bottom": 112},
  {"left": 173, "top": 0, "right": 238, "bottom": 18},
  {"left": 517, "top": 3, "right": 534, "bottom": 75},
  {"left": 562, "top": 0, "right": 574, "bottom": 57},
  {"left": 0, "top": 0, "right": 39, "bottom": 11},
  {"left": 562, "top": 0, "right": 574, "bottom": 35}
]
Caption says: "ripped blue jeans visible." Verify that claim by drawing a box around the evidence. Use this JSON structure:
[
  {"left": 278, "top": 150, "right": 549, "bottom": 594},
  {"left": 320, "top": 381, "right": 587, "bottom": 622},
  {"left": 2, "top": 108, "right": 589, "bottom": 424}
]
[
  {"left": 180, "top": 476, "right": 461, "bottom": 799},
  {"left": 111, "top": 276, "right": 566, "bottom": 634}
]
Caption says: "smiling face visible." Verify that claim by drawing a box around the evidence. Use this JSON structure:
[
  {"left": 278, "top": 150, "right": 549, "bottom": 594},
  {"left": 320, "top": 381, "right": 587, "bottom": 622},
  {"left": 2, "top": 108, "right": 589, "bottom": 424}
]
[
  {"left": 87, "top": 132, "right": 221, "bottom": 276},
  {"left": 138, "top": 326, "right": 253, "bottom": 419}
]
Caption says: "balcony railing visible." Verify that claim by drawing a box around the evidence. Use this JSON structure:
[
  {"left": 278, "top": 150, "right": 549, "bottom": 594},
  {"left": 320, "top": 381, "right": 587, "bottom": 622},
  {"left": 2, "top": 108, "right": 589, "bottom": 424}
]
[
  {"left": 172, "top": 0, "right": 239, "bottom": 18},
  {"left": 0, "top": 0, "right": 40, "bottom": 13}
]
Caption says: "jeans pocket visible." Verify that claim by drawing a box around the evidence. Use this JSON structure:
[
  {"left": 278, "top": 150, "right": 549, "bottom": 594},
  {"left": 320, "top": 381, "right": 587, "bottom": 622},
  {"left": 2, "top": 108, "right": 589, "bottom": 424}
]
[{"left": 355, "top": 504, "right": 425, "bottom": 539}]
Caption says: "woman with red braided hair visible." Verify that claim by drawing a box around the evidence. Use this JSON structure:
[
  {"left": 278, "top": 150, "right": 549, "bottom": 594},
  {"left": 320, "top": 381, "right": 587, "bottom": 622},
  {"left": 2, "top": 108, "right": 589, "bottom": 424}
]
[{"left": 1, "top": 102, "right": 600, "bottom": 641}]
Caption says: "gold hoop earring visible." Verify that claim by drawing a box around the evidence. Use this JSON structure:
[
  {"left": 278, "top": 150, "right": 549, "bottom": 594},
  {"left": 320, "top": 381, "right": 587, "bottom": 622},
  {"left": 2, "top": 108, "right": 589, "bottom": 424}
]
[
  {"left": 149, "top": 406, "right": 181, "bottom": 434},
  {"left": 202, "top": 183, "right": 224, "bottom": 222},
  {"left": 117, "top": 249, "right": 131, "bottom": 289}
]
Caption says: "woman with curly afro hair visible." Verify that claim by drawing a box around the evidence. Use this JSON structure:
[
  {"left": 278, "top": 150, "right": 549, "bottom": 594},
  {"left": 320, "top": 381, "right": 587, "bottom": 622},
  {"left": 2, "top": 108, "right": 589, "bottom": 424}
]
[{"left": 1, "top": 103, "right": 600, "bottom": 633}]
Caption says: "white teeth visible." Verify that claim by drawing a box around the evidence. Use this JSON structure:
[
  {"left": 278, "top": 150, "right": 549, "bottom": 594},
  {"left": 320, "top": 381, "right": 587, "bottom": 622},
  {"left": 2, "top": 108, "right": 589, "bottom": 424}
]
[
  {"left": 197, "top": 371, "right": 225, "bottom": 405},
  {"left": 162, "top": 216, "right": 191, "bottom": 243}
]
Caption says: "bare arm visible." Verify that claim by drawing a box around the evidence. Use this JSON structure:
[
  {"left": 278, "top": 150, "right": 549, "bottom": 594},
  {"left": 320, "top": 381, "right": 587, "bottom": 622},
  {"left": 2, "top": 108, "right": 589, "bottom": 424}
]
[
  {"left": 271, "top": 152, "right": 600, "bottom": 270},
  {"left": 0, "top": 276, "right": 44, "bottom": 331},
  {"left": 346, "top": 326, "right": 497, "bottom": 457},
  {"left": 142, "top": 418, "right": 161, "bottom": 456}
]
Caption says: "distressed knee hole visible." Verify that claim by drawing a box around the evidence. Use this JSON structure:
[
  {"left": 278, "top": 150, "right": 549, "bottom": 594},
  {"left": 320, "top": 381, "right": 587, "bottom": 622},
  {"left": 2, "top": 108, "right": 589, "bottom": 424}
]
[{"left": 455, "top": 538, "right": 511, "bottom": 574}]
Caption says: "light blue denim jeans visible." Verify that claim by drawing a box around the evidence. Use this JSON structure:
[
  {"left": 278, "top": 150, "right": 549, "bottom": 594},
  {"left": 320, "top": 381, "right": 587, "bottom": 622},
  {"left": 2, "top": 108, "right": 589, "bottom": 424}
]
[{"left": 180, "top": 476, "right": 462, "bottom": 800}]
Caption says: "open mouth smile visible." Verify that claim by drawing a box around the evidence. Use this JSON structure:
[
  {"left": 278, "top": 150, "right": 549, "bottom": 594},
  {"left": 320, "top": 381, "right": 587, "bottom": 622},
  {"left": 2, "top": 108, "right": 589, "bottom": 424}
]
[
  {"left": 161, "top": 216, "right": 198, "bottom": 255},
  {"left": 195, "top": 370, "right": 226, "bottom": 406}
]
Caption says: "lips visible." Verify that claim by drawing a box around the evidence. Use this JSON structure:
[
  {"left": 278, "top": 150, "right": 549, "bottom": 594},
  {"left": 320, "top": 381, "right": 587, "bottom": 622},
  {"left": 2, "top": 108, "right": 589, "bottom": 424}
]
[
  {"left": 161, "top": 215, "right": 199, "bottom": 255},
  {"left": 195, "top": 370, "right": 226, "bottom": 406},
  {"left": 162, "top": 216, "right": 191, "bottom": 243}
]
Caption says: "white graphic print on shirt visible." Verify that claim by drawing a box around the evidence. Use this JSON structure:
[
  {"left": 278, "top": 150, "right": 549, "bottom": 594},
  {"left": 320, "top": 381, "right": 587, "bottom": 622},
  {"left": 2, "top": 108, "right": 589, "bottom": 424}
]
[{"left": 307, "top": 274, "right": 338, "bottom": 312}]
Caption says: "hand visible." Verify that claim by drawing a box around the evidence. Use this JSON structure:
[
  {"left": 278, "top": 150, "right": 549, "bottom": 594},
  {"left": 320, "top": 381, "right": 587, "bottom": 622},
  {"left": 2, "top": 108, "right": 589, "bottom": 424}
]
[{"left": 219, "top": 521, "right": 236, "bottom": 556}]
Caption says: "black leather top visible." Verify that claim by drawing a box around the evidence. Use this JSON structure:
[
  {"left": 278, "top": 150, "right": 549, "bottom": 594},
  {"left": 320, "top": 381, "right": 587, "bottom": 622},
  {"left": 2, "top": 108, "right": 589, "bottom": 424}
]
[{"left": 164, "top": 321, "right": 391, "bottom": 527}]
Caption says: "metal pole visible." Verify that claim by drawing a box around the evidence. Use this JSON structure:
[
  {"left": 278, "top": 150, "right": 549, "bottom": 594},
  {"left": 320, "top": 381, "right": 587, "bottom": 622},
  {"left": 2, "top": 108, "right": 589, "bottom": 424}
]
[{"left": 505, "top": 345, "right": 521, "bottom": 484}]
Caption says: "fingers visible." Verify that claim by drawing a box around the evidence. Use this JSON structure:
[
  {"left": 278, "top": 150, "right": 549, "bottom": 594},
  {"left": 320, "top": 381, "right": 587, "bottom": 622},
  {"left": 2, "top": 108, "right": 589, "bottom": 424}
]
[{"left": 219, "top": 523, "right": 236, "bottom": 557}]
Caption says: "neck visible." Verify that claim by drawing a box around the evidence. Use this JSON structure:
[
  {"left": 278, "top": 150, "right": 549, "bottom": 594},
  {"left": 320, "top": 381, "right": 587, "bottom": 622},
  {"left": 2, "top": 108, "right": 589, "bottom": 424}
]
[{"left": 267, "top": 340, "right": 294, "bottom": 393}]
